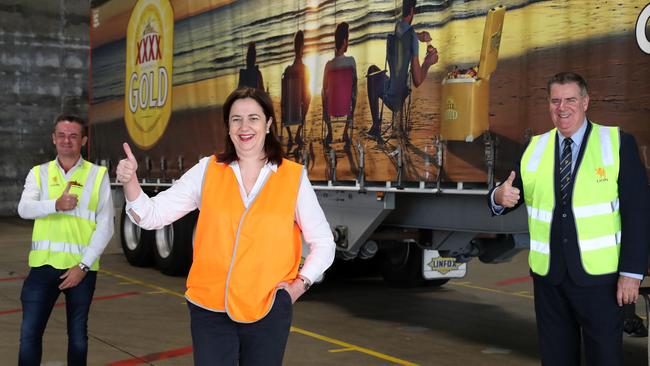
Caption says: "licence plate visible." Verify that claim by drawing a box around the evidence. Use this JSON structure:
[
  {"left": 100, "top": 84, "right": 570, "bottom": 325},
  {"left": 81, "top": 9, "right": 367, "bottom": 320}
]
[{"left": 422, "top": 250, "right": 467, "bottom": 279}]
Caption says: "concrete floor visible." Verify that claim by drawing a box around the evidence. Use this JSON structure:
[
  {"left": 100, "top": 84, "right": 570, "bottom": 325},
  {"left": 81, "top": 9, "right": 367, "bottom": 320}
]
[{"left": 0, "top": 217, "right": 647, "bottom": 365}]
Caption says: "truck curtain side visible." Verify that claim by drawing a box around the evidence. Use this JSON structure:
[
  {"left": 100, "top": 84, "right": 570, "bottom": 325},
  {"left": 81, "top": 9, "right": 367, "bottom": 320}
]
[{"left": 89, "top": 0, "right": 650, "bottom": 284}]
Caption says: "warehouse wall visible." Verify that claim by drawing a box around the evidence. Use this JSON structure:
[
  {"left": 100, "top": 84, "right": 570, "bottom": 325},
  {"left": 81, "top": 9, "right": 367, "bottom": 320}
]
[{"left": 0, "top": 0, "right": 89, "bottom": 216}]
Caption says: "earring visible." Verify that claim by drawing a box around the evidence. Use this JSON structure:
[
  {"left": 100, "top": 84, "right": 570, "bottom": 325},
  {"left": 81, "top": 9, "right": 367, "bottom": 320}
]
[{"left": 266, "top": 129, "right": 270, "bottom": 134}]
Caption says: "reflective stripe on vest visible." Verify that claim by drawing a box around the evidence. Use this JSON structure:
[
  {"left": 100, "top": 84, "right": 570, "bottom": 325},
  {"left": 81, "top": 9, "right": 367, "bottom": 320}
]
[
  {"left": 186, "top": 157, "right": 303, "bottom": 323},
  {"left": 527, "top": 198, "right": 619, "bottom": 223},
  {"left": 521, "top": 123, "right": 621, "bottom": 276},
  {"left": 30, "top": 160, "right": 106, "bottom": 270},
  {"left": 32, "top": 240, "right": 87, "bottom": 255}
]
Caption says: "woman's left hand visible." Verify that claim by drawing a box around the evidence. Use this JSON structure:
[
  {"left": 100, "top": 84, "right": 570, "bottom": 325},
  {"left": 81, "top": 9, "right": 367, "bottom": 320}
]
[{"left": 277, "top": 279, "right": 307, "bottom": 304}]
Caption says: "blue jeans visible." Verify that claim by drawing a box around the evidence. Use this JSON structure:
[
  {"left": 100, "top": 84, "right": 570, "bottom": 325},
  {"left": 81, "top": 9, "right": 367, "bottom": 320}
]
[
  {"left": 188, "top": 289, "right": 293, "bottom": 366},
  {"left": 19, "top": 265, "right": 97, "bottom": 366}
]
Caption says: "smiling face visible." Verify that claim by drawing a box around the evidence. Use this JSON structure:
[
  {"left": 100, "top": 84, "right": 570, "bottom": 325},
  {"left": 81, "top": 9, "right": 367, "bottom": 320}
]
[
  {"left": 548, "top": 82, "right": 589, "bottom": 137},
  {"left": 52, "top": 120, "right": 87, "bottom": 160},
  {"left": 228, "top": 98, "right": 272, "bottom": 160}
]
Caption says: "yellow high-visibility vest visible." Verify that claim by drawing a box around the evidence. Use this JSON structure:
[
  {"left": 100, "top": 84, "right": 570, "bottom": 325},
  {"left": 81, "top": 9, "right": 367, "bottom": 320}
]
[
  {"left": 521, "top": 123, "right": 621, "bottom": 276},
  {"left": 30, "top": 160, "right": 106, "bottom": 270}
]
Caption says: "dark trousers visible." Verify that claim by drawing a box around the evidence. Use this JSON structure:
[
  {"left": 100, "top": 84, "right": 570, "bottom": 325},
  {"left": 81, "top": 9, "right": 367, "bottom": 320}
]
[
  {"left": 533, "top": 276, "right": 623, "bottom": 366},
  {"left": 19, "top": 265, "right": 97, "bottom": 366},
  {"left": 366, "top": 66, "right": 388, "bottom": 133},
  {"left": 188, "top": 289, "right": 293, "bottom": 366}
]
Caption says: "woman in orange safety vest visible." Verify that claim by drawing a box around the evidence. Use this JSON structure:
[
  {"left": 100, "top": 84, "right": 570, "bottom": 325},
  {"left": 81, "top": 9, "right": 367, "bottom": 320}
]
[{"left": 116, "top": 87, "right": 336, "bottom": 366}]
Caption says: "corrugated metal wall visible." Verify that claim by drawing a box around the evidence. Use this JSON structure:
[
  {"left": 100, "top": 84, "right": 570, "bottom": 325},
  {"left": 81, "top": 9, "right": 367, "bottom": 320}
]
[{"left": 0, "top": 0, "right": 89, "bottom": 216}]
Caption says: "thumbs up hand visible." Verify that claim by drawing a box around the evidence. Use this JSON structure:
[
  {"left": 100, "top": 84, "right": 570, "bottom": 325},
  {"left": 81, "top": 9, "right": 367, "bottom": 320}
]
[
  {"left": 116, "top": 142, "right": 138, "bottom": 184},
  {"left": 494, "top": 171, "right": 520, "bottom": 208},
  {"left": 55, "top": 181, "right": 79, "bottom": 211}
]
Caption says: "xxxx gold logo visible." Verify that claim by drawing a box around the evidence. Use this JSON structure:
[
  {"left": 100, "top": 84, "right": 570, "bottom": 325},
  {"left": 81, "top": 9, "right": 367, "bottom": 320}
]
[
  {"left": 595, "top": 167, "right": 608, "bottom": 182},
  {"left": 444, "top": 97, "right": 458, "bottom": 121},
  {"left": 125, "top": 0, "right": 174, "bottom": 149}
]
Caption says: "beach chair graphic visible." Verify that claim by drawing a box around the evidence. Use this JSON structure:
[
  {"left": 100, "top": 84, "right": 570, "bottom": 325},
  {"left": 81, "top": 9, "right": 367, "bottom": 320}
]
[
  {"left": 281, "top": 65, "right": 307, "bottom": 149},
  {"left": 384, "top": 30, "right": 414, "bottom": 137},
  {"left": 367, "top": 28, "right": 414, "bottom": 141},
  {"left": 323, "top": 66, "right": 355, "bottom": 145},
  {"left": 238, "top": 66, "right": 261, "bottom": 90}
]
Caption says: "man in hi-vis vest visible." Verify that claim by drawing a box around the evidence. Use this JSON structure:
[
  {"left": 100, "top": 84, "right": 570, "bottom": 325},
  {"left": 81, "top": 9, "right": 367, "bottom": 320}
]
[
  {"left": 488, "top": 72, "right": 648, "bottom": 366},
  {"left": 17, "top": 115, "right": 114, "bottom": 366}
]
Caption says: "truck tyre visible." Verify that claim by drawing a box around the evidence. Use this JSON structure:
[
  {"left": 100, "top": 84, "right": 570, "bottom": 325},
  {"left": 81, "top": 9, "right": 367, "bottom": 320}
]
[
  {"left": 379, "top": 241, "right": 449, "bottom": 288},
  {"left": 120, "top": 204, "right": 155, "bottom": 266},
  {"left": 154, "top": 210, "right": 197, "bottom": 276}
]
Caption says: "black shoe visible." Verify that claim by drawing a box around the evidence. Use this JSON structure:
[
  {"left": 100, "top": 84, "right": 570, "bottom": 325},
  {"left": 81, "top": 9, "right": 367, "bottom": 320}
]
[{"left": 623, "top": 316, "right": 648, "bottom": 337}]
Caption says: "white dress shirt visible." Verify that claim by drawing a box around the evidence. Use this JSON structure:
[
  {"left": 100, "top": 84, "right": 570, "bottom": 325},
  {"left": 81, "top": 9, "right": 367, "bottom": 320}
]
[
  {"left": 126, "top": 157, "right": 336, "bottom": 284},
  {"left": 17, "top": 157, "right": 115, "bottom": 268}
]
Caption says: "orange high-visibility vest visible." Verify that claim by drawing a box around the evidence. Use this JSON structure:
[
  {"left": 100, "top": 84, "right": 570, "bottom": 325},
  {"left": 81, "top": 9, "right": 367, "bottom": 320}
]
[{"left": 186, "top": 156, "right": 303, "bottom": 323}]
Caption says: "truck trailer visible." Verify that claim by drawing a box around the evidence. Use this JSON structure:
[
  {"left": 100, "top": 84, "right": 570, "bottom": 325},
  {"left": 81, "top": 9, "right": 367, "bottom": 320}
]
[{"left": 88, "top": 0, "right": 650, "bottom": 286}]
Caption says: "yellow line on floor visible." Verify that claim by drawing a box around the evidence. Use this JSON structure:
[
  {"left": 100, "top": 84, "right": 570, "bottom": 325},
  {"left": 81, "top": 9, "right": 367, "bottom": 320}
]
[
  {"left": 328, "top": 347, "right": 355, "bottom": 353},
  {"left": 100, "top": 269, "right": 418, "bottom": 366},
  {"left": 453, "top": 280, "right": 650, "bottom": 327},
  {"left": 100, "top": 269, "right": 185, "bottom": 298},
  {"left": 291, "top": 327, "right": 418, "bottom": 365},
  {"left": 448, "top": 281, "right": 534, "bottom": 299}
]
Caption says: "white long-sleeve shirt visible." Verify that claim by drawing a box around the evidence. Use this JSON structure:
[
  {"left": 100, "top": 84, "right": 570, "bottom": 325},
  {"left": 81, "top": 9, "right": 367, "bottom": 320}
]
[
  {"left": 126, "top": 157, "right": 336, "bottom": 283},
  {"left": 17, "top": 157, "right": 115, "bottom": 268}
]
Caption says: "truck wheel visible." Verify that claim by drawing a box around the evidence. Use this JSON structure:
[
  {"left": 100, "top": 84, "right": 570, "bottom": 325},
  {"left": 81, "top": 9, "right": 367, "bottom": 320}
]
[
  {"left": 120, "top": 205, "right": 155, "bottom": 266},
  {"left": 154, "top": 210, "right": 197, "bottom": 276},
  {"left": 379, "top": 241, "right": 448, "bottom": 288}
]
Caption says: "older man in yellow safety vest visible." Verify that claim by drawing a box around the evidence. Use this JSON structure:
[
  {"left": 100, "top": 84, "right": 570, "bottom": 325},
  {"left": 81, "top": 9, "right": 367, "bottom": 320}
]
[{"left": 488, "top": 72, "right": 649, "bottom": 366}]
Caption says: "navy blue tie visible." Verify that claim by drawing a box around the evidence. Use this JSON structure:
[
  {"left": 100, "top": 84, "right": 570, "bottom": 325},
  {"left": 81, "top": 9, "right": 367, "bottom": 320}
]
[{"left": 559, "top": 137, "right": 573, "bottom": 202}]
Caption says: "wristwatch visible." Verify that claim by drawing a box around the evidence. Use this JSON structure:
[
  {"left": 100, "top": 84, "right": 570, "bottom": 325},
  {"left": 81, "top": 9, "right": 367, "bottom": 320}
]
[
  {"left": 298, "top": 276, "right": 311, "bottom": 291},
  {"left": 78, "top": 262, "right": 90, "bottom": 273}
]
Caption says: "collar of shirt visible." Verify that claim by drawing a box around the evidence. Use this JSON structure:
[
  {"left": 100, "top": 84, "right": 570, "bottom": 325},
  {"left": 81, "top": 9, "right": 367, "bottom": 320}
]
[
  {"left": 556, "top": 118, "right": 588, "bottom": 171},
  {"left": 228, "top": 160, "right": 277, "bottom": 207},
  {"left": 55, "top": 156, "right": 84, "bottom": 179}
]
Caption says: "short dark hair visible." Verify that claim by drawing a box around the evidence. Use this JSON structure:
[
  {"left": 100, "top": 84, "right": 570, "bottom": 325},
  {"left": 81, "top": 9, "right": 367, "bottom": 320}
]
[
  {"left": 246, "top": 42, "right": 256, "bottom": 69},
  {"left": 218, "top": 87, "right": 283, "bottom": 166},
  {"left": 294, "top": 30, "right": 304, "bottom": 55},
  {"left": 402, "top": 0, "right": 416, "bottom": 17},
  {"left": 334, "top": 22, "right": 349, "bottom": 51},
  {"left": 53, "top": 114, "right": 87, "bottom": 136},
  {"left": 547, "top": 72, "right": 588, "bottom": 96}
]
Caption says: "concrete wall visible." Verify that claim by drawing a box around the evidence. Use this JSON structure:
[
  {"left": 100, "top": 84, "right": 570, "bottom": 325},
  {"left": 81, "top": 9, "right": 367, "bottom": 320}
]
[{"left": 0, "top": 0, "right": 89, "bottom": 216}]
